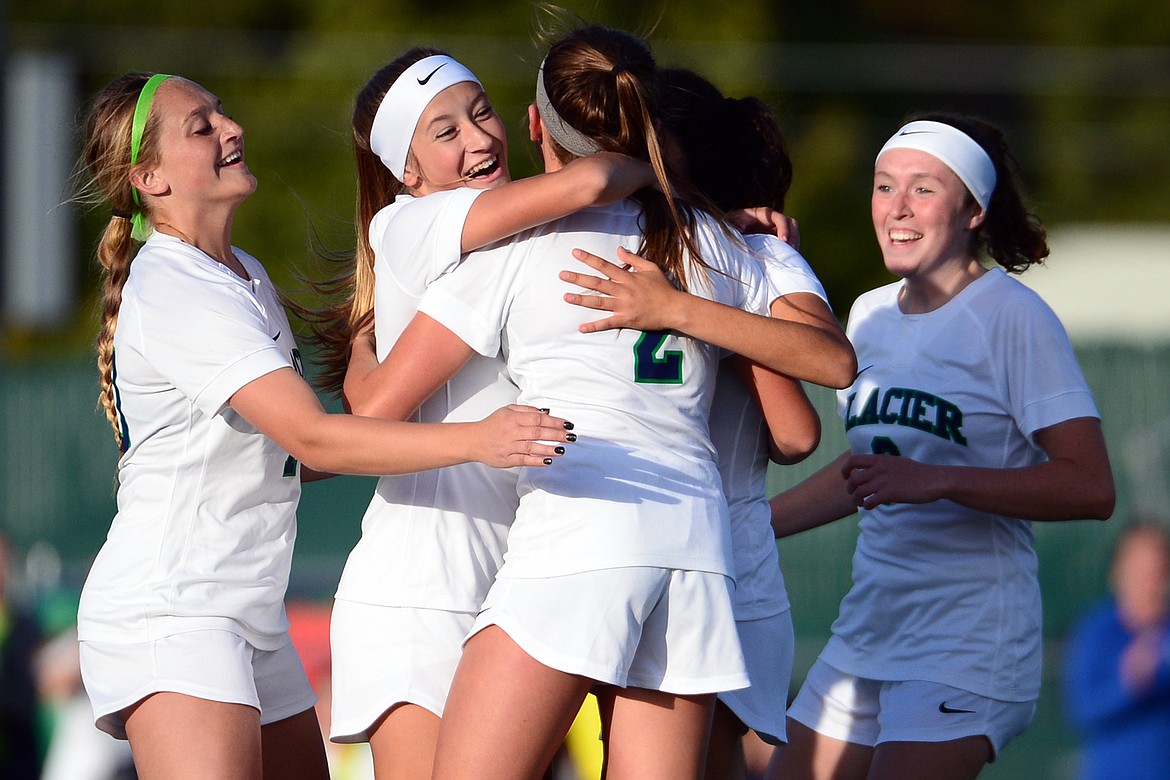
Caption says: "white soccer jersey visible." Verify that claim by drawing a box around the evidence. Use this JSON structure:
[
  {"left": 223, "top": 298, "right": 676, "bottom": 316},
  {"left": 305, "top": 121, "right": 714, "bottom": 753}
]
[
  {"left": 418, "top": 200, "right": 770, "bottom": 578},
  {"left": 710, "top": 234, "right": 829, "bottom": 619},
  {"left": 334, "top": 189, "right": 521, "bottom": 612},
  {"left": 77, "top": 232, "right": 300, "bottom": 650},
  {"left": 820, "top": 268, "right": 1099, "bottom": 701}
]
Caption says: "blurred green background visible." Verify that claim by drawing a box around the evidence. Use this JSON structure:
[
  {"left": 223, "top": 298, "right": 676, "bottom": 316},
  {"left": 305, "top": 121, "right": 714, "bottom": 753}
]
[{"left": 2, "top": 1, "right": 1169, "bottom": 777}]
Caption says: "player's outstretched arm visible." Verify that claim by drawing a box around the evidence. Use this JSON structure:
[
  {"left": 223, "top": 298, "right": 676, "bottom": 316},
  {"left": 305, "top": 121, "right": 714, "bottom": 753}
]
[{"left": 230, "top": 367, "right": 571, "bottom": 474}]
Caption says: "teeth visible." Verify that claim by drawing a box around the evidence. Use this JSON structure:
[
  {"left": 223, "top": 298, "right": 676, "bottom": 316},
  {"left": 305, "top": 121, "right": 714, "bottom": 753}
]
[
  {"left": 219, "top": 151, "right": 242, "bottom": 166},
  {"left": 465, "top": 156, "right": 496, "bottom": 177},
  {"left": 889, "top": 229, "right": 921, "bottom": 241}
]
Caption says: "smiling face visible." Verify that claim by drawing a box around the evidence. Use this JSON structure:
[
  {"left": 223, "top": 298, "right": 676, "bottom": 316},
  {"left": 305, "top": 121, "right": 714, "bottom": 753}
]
[
  {"left": 133, "top": 78, "right": 256, "bottom": 212},
  {"left": 402, "top": 81, "right": 509, "bottom": 195},
  {"left": 871, "top": 147, "right": 985, "bottom": 284}
]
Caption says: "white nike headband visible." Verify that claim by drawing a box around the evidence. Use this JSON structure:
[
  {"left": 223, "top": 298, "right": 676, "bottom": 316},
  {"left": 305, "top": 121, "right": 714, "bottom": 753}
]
[
  {"left": 877, "top": 120, "right": 997, "bottom": 211},
  {"left": 369, "top": 55, "right": 482, "bottom": 180}
]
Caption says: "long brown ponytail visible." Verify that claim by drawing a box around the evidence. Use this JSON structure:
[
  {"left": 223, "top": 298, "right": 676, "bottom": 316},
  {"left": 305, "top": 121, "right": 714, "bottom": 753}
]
[
  {"left": 539, "top": 26, "right": 710, "bottom": 292},
  {"left": 300, "top": 47, "right": 445, "bottom": 398}
]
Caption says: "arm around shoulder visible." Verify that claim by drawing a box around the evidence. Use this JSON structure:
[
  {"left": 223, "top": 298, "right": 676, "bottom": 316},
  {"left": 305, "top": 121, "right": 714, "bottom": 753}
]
[{"left": 461, "top": 153, "right": 654, "bottom": 252}]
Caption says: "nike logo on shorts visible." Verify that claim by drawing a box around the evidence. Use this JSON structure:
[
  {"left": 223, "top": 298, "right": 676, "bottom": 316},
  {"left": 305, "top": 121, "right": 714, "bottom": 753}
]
[
  {"left": 418, "top": 64, "right": 446, "bottom": 85},
  {"left": 938, "top": 701, "right": 975, "bottom": 714}
]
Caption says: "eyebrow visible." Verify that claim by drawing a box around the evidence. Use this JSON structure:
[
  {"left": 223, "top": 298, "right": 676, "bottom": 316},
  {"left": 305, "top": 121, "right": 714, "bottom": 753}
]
[
  {"left": 423, "top": 93, "right": 489, "bottom": 129},
  {"left": 181, "top": 100, "right": 223, "bottom": 126}
]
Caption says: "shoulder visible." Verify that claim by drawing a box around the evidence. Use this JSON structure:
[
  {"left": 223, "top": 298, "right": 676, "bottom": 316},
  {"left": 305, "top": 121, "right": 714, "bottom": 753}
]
[
  {"left": 971, "top": 268, "right": 1071, "bottom": 336},
  {"left": 127, "top": 234, "right": 210, "bottom": 289},
  {"left": 744, "top": 233, "right": 827, "bottom": 299},
  {"left": 232, "top": 247, "right": 272, "bottom": 284},
  {"left": 849, "top": 280, "right": 902, "bottom": 317},
  {"left": 744, "top": 232, "right": 805, "bottom": 268}
]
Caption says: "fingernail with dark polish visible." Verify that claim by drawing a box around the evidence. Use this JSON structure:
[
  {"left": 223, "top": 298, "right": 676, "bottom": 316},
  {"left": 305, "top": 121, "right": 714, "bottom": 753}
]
[
  {"left": 555, "top": 446, "right": 565, "bottom": 455},
  {"left": 563, "top": 421, "right": 574, "bottom": 430},
  {"left": 543, "top": 457, "right": 553, "bottom": 465},
  {"left": 565, "top": 432, "right": 577, "bottom": 442}
]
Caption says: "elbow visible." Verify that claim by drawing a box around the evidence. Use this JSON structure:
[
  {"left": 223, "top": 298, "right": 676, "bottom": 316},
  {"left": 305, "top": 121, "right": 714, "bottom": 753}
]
[
  {"left": 770, "top": 422, "right": 821, "bottom": 466},
  {"left": 822, "top": 342, "right": 858, "bottom": 390},
  {"left": 1075, "top": 470, "right": 1116, "bottom": 521},
  {"left": 288, "top": 443, "right": 334, "bottom": 475},
  {"left": 1086, "top": 481, "right": 1117, "bottom": 522}
]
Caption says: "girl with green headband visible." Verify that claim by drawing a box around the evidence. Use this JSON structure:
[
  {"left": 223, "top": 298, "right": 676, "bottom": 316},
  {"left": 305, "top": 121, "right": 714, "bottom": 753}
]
[{"left": 74, "top": 71, "right": 575, "bottom": 780}]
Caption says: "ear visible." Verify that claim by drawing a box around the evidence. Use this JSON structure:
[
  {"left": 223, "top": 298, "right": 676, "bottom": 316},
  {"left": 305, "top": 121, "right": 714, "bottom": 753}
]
[
  {"left": 401, "top": 167, "right": 421, "bottom": 190},
  {"left": 527, "top": 104, "right": 542, "bottom": 144},
  {"left": 129, "top": 164, "right": 168, "bottom": 197},
  {"left": 966, "top": 204, "right": 987, "bottom": 231},
  {"left": 401, "top": 152, "right": 422, "bottom": 190}
]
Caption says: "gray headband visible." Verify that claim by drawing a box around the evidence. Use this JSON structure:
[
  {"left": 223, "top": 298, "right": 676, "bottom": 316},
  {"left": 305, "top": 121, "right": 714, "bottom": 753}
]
[{"left": 534, "top": 57, "right": 602, "bottom": 158}]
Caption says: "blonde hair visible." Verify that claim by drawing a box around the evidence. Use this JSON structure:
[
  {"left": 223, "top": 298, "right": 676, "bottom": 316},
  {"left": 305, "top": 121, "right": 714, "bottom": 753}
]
[{"left": 78, "top": 72, "right": 166, "bottom": 450}]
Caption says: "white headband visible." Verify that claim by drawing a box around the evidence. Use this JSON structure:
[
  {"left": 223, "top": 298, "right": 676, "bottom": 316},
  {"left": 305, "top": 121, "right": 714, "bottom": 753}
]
[
  {"left": 368, "top": 55, "right": 482, "bottom": 180},
  {"left": 876, "top": 120, "right": 997, "bottom": 210}
]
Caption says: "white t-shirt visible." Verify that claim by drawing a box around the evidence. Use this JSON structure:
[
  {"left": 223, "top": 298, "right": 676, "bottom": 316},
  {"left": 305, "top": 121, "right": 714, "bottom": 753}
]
[
  {"left": 710, "top": 234, "right": 828, "bottom": 619},
  {"left": 78, "top": 232, "right": 300, "bottom": 650},
  {"left": 334, "top": 189, "right": 522, "bottom": 612},
  {"left": 820, "top": 268, "right": 1099, "bottom": 701},
  {"left": 419, "top": 200, "right": 770, "bottom": 578}
]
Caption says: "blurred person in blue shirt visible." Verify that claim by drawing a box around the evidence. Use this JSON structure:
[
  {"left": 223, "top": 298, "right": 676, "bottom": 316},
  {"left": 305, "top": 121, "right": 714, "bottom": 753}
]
[{"left": 1064, "top": 522, "right": 1170, "bottom": 780}]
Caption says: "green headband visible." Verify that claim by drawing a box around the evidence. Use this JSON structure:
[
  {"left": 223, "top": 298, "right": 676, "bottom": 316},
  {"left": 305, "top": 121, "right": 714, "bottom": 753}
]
[{"left": 128, "top": 73, "right": 173, "bottom": 242}]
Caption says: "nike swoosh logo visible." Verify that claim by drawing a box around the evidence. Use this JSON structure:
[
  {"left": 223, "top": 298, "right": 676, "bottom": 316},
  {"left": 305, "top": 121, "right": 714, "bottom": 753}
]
[
  {"left": 417, "top": 64, "right": 446, "bottom": 85},
  {"left": 854, "top": 365, "right": 873, "bottom": 380},
  {"left": 898, "top": 129, "right": 935, "bottom": 136},
  {"left": 938, "top": 702, "right": 975, "bottom": 714},
  {"left": 272, "top": 331, "right": 281, "bottom": 342}
]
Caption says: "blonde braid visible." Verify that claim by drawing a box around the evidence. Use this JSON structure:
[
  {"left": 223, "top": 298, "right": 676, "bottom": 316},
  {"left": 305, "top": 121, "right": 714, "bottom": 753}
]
[
  {"left": 95, "top": 215, "right": 136, "bottom": 448},
  {"left": 77, "top": 72, "right": 163, "bottom": 449}
]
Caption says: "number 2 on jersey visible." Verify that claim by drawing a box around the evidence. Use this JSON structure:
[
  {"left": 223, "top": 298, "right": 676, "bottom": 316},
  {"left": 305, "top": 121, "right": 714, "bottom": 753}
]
[{"left": 633, "top": 330, "right": 683, "bottom": 384}]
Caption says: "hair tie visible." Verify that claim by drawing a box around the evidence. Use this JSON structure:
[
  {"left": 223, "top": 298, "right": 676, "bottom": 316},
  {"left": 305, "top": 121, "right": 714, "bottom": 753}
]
[
  {"left": 111, "top": 208, "right": 131, "bottom": 220},
  {"left": 128, "top": 73, "right": 173, "bottom": 242},
  {"left": 610, "top": 63, "right": 630, "bottom": 78},
  {"left": 534, "top": 57, "right": 602, "bottom": 158}
]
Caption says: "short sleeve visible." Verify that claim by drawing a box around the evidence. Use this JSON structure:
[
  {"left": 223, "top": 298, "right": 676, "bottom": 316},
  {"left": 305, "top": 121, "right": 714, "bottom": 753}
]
[
  {"left": 998, "top": 287, "right": 1099, "bottom": 439},
  {"left": 417, "top": 234, "right": 529, "bottom": 357},
  {"left": 745, "top": 233, "right": 829, "bottom": 305},
  {"left": 125, "top": 246, "right": 291, "bottom": 418},
  {"left": 369, "top": 188, "right": 485, "bottom": 298}
]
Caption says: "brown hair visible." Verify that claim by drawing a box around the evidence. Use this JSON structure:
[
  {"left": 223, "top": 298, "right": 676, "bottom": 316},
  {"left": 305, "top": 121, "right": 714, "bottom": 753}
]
[
  {"left": 908, "top": 112, "right": 1049, "bottom": 273},
  {"left": 304, "top": 47, "right": 444, "bottom": 398},
  {"left": 539, "top": 25, "right": 710, "bottom": 292},
  {"left": 659, "top": 67, "right": 793, "bottom": 213},
  {"left": 78, "top": 72, "right": 167, "bottom": 450}
]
